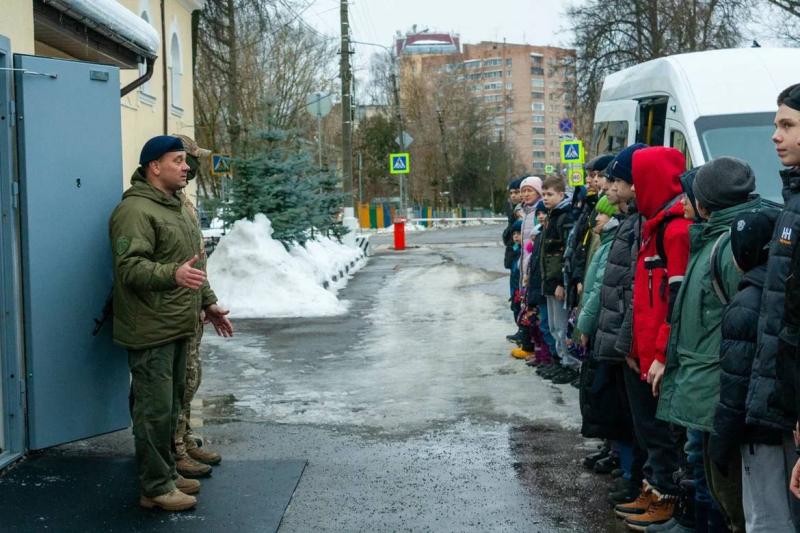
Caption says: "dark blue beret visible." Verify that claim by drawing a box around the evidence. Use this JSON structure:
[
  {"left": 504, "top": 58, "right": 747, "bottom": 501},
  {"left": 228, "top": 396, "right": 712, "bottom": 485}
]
[
  {"left": 511, "top": 219, "right": 522, "bottom": 232},
  {"left": 139, "top": 135, "right": 185, "bottom": 166}
]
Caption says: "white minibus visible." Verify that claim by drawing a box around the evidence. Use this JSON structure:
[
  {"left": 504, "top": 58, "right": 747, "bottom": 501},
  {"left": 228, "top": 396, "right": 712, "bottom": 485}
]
[{"left": 592, "top": 48, "right": 800, "bottom": 202}]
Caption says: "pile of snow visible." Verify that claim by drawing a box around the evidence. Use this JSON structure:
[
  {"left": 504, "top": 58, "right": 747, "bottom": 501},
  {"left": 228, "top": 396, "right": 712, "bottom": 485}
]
[{"left": 207, "top": 214, "right": 367, "bottom": 318}]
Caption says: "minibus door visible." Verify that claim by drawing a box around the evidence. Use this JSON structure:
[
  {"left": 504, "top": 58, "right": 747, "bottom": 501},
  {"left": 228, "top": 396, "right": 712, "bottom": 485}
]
[{"left": 666, "top": 119, "right": 694, "bottom": 169}]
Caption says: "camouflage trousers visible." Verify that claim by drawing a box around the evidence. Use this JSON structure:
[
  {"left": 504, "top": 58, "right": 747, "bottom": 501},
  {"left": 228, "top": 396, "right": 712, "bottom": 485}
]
[{"left": 174, "top": 318, "right": 203, "bottom": 458}]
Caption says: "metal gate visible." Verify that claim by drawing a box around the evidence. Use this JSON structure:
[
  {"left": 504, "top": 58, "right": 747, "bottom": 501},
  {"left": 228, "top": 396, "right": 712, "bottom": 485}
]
[{"left": 14, "top": 54, "right": 129, "bottom": 450}]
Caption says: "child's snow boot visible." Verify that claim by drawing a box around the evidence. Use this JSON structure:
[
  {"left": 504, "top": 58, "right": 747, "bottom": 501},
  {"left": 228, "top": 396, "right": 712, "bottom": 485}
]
[{"left": 510, "top": 347, "right": 534, "bottom": 359}]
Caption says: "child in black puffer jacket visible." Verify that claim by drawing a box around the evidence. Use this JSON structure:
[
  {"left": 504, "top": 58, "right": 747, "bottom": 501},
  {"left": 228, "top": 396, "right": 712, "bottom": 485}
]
[{"left": 710, "top": 208, "right": 787, "bottom": 533}]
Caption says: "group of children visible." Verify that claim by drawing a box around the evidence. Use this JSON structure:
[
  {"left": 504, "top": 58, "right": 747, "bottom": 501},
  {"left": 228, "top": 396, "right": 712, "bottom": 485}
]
[{"left": 501, "top": 83, "right": 800, "bottom": 532}]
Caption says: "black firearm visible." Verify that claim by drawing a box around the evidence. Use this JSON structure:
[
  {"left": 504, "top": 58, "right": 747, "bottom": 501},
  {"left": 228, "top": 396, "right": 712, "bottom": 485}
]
[{"left": 92, "top": 289, "right": 113, "bottom": 336}]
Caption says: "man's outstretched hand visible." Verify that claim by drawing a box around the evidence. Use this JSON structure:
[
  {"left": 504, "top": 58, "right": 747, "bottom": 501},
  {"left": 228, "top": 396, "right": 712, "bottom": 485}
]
[
  {"left": 176, "top": 256, "right": 206, "bottom": 290},
  {"left": 205, "top": 303, "right": 233, "bottom": 337}
]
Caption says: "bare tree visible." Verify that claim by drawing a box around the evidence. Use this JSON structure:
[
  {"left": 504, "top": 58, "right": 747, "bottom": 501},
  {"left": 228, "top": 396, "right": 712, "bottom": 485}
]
[
  {"left": 394, "top": 61, "right": 516, "bottom": 208},
  {"left": 766, "top": 0, "right": 800, "bottom": 42},
  {"left": 566, "top": 0, "right": 754, "bottom": 142},
  {"left": 769, "top": 0, "right": 800, "bottom": 16},
  {"left": 194, "top": 0, "right": 337, "bottom": 199}
]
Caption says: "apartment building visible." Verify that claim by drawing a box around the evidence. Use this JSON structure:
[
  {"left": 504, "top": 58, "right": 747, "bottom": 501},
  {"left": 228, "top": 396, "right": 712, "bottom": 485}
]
[
  {"left": 461, "top": 42, "right": 576, "bottom": 174},
  {"left": 397, "top": 31, "right": 576, "bottom": 175}
]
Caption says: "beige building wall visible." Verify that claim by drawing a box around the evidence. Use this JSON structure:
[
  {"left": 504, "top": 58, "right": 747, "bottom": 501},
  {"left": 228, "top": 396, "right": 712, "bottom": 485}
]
[
  {"left": 1, "top": 0, "right": 35, "bottom": 55},
  {"left": 0, "top": 0, "right": 201, "bottom": 202},
  {"left": 118, "top": 0, "right": 200, "bottom": 202}
]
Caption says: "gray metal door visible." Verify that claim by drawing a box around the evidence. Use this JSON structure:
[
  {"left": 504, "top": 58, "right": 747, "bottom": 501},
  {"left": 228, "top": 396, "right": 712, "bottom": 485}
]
[{"left": 14, "top": 54, "right": 129, "bottom": 450}]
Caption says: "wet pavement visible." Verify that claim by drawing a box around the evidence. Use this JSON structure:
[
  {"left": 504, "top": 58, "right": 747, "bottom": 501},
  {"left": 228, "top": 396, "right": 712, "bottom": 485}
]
[{"left": 53, "top": 224, "right": 625, "bottom": 532}]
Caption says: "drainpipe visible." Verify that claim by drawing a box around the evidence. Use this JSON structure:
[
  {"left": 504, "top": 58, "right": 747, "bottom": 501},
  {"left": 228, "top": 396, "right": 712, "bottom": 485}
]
[
  {"left": 160, "top": 0, "right": 168, "bottom": 134},
  {"left": 120, "top": 57, "right": 154, "bottom": 97}
]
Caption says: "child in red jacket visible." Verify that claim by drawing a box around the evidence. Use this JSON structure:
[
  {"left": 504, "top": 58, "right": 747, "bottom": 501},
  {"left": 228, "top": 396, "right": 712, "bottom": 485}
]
[{"left": 616, "top": 146, "right": 691, "bottom": 530}]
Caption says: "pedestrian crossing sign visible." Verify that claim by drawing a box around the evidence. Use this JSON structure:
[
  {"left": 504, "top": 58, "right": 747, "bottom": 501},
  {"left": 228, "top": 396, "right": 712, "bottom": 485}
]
[
  {"left": 560, "top": 140, "right": 584, "bottom": 164},
  {"left": 211, "top": 153, "right": 231, "bottom": 176},
  {"left": 389, "top": 152, "right": 410, "bottom": 174}
]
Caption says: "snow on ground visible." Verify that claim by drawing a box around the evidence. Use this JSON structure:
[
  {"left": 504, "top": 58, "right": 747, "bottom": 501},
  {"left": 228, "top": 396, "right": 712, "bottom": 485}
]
[
  {"left": 202, "top": 248, "right": 581, "bottom": 432},
  {"left": 206, "top": 214, "right": 367, "bottom": 318}
]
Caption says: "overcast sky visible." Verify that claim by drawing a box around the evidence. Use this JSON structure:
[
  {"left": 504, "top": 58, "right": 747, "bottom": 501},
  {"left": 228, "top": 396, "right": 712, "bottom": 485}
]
[{"left": 301, "top": 0, "right": 787, "bottom": 89}]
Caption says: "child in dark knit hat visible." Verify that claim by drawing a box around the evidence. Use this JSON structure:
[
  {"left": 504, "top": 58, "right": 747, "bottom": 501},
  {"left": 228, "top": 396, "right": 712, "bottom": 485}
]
[{"left": 709, "top": 209, "right": 785, "bottom": 533}]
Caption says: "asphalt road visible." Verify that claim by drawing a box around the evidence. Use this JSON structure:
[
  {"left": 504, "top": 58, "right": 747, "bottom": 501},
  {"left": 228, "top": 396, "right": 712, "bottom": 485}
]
[{"left": 56, "top": 224, "right": 625, "bottom": 532}]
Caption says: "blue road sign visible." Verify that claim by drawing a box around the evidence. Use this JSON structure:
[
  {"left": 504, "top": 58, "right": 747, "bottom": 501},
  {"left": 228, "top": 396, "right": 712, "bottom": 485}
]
[
  {"left": 558, "top": 118, "right": 574, "bottom": 133},
  {"left": 211, "top": 153, "right": 231, "bottom": 176},
  {"left": 389, "top": 152, "right": 410, "bottom": 174},
  {"left": 560, "top": 140, "right": 584, "bottom": 164}
]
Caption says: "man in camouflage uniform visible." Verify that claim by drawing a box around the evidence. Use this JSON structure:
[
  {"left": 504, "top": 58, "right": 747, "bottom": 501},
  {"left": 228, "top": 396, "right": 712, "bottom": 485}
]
[{"left": 172, "top": 134, "right": 223, "bottom": 478}]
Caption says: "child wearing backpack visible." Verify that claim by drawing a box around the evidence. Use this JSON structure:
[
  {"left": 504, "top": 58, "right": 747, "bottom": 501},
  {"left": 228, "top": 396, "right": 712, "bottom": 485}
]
[
  {"left": 538, "top": 175, "right": 576, "bottom": 384},
  {"left": 657, "top": 157, "right": 761, "bottom": 532},
  {"left": 708, "top": 209, "right": 789, "bottom": 532},
  {"left": 614, "top": 147, "right": 691, "bottom": 531}
]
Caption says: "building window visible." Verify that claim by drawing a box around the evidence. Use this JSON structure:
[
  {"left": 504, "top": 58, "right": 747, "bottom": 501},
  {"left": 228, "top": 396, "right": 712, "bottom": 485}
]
[
  {"left": 531, "top": 67, "right": 544, "bottom": 75},
  {"left": 506, "top": 58, "right": 512, "bottom": 66},
  {"left": 531, "top": 91, "right": 544, "bottom": 100},
  {"left": 506, "top": 70, "right": 513, "bottom": 77},
  {"left": 506, "top": 82, "right": 513, "bottom": 90},
  {"left": 169, "top": 33, "right": 183, "bottom": 114},
  {"left": 483, "top": 70, "right": 503, "bottom": 79},
  {"left": 532, "top": 161, "right": 545, "bottom": 170},
  {"left": 483, "top": 58, "right": 502, "bottom": 67},
  {"left": 531, "top": 78, "right": 544, "bottom": 88},
  {"left": 530, "top": 54, "right": 543, "bottom": 66},
  {"left": 532, "top": 102, "right": 545, "bottom": 111},
  {"left": 532, "top": 127, "right": 546, "bottom": 135},
  {"left": 532, "top": 138, "right": 546, "bottom": 146},
  {"left": 464, "top": 59, "right": 480, "bottom": 69},
  {"left": 484, "top": 82, "right": 502, "bottom": 91},
  {"left": 532, "top": 114, "right": 545, "bottom": 123}
]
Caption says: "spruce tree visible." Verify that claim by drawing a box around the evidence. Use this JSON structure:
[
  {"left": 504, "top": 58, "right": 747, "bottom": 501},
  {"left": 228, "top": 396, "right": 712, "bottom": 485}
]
[{"left": 224, "top": 128, "right": 346, "bottom": 244}]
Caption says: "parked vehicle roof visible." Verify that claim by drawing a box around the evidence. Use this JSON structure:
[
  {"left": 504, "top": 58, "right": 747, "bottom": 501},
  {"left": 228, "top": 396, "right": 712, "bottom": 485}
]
[{"left": 600, "top": 48, "right": 800, "bottom": 117}]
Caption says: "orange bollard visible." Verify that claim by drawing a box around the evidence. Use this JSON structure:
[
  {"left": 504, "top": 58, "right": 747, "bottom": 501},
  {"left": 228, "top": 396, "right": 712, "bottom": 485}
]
[{"left": 393, "top": 218, "right": 406, "bottom": 250}]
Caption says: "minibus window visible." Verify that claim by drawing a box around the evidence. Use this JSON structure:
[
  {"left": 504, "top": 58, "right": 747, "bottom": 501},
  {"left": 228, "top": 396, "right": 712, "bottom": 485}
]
[
  {"left": 670, "top": 130, "right": 693, "bottom": 169},
  {"left": 695, "top": 112, "right": 783, "bottom": 203},
  {"left": 591, "top": 121, "right": 628, "bottom": 155},
  {"left": 636, "top": 99, "right": 668, "bottom": 146}
]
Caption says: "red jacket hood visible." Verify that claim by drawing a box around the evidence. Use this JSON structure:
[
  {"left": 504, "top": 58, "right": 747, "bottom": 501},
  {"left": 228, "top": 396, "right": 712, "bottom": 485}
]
[{"left": 632, "top": 147, "right": 686, "bottom": 219}]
